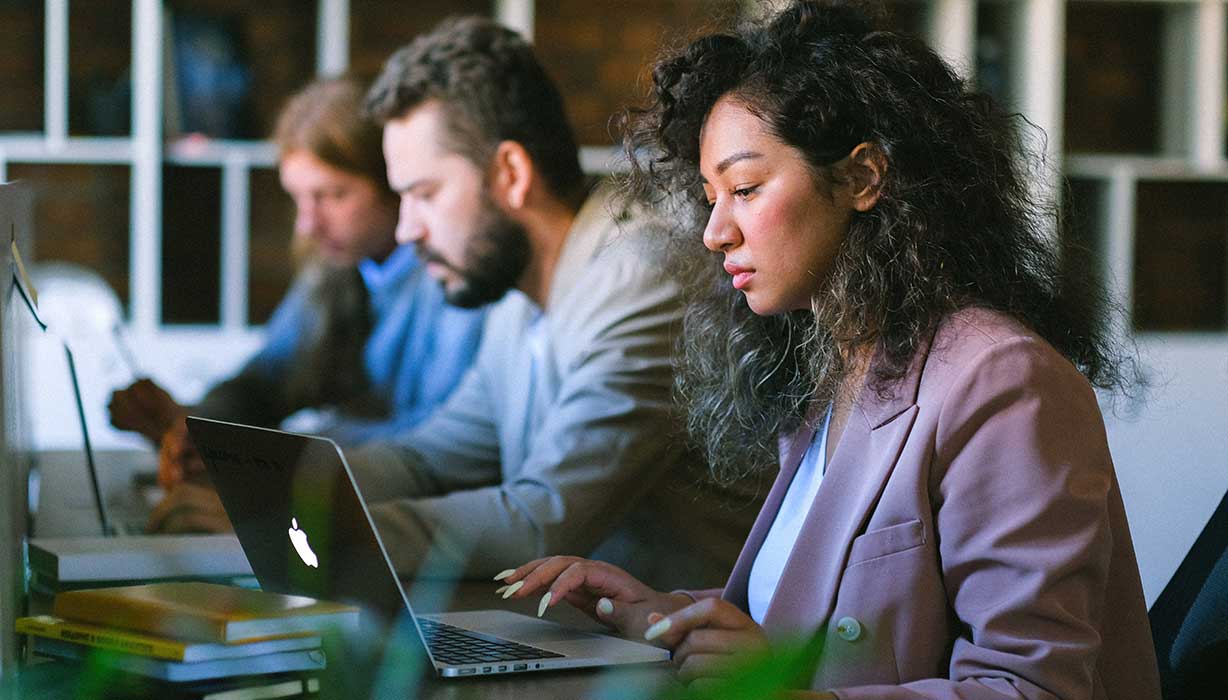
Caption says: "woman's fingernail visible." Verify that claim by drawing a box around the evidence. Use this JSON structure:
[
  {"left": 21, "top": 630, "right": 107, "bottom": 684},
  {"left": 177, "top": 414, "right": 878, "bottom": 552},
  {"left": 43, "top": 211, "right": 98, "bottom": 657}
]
[
  {"left": 537, "top": 592, "right": 552, "bottom": 617},
  {"left": 596, "top": 598, "right": 614, "bottom": 616},
  {"left": 644, "top": 617, "right": 671, "bottom": 641},
  {"left": 494, "top": 569, "right": 516, "bottom": 582},
  {"left": 495, "top": 585, "right": 509, "bottom": 595},
  {"left": 501, "top": 580, "right": 525, "bottom": 599}
]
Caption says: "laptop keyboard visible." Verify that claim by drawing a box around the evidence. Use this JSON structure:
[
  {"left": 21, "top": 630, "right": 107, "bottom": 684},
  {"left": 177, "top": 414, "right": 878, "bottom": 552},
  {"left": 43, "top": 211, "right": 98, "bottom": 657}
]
[{"left": 418, "top": 618, "right": 564, "bottom": 667}]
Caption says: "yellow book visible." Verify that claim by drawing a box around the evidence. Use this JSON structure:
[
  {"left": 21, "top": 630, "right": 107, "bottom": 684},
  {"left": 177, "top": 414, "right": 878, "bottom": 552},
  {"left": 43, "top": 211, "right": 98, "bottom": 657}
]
[
  {"left": 52, "top": 581, "right": 359, "bottom": 644},
  {"left": 15, "top": 615, "right": 320, "bottom": 662}
]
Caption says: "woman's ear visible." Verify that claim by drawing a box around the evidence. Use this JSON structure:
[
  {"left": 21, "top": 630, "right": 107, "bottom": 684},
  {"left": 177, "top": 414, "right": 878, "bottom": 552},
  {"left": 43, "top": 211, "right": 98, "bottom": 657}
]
[
  {"left": 847, "top": 142, "right": 886, "bottom": 212},
  {"left": 490, "top": 140, "right": 533, "bottom": 210}
]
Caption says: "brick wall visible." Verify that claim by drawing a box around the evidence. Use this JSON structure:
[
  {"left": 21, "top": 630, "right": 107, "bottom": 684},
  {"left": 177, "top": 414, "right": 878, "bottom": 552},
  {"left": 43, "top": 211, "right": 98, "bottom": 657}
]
[
  {"left": 349, "top": 0, "right": 493, "bottom": 82},
  {"left": 534, "top": 0, "right": 741, "bottom": 146},
  {"left": 5, "top": 163, "right": 132, "bottom": 311},
  {"left": 0, "top": 1, "right": 44, "bottom": 132}
]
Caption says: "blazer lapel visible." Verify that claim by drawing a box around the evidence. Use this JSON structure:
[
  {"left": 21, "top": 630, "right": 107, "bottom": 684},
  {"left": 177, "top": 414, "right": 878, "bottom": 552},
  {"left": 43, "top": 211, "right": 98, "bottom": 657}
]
[
  {"left": 759, "top": 404, "right": 918, "bottom": 633},
  {"left": 760, "top": 340, "right": 932, "bottom": 634},
  {"left": 723, "top": 422, "right": 820, "bottom": 611}
]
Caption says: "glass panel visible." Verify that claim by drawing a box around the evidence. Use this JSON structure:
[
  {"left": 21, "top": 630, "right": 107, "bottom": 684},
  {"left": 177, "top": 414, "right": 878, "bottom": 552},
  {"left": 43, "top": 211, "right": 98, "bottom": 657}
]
[
  {"left": 1065, "top": 2, "right": 1163, "bottom": 154},
  {"left": 162, "top": 165, "right": 221, "bottom": 324},
  {"left": 165, "top": 0, "right": 315, "bottom": 140},
  {"left": 976, "top": 0, "right": 1017, "bottom": 111},
  {"left": 4, "top": 163, "right": 131, "bottom": 312},
  {"left": 0, "top": 0, "right": 44, "bottom": 132},
  {"left": 535, "top": 0, "right": 744, "bottom": 146},
  {"left": 349, "top": 0, "right": 492, "bottom": 82},
  {"left": 881, "top": 0, "right": 929, "bottom": 38},
  {"left": 248, "top": 166, "right": 296, "bottom": 325},
  {"left": 69, "top": 0, "right": 133, "bottom": 136},
  {"left": 1062, "top": 178, "right": 1108, "bottom": 299},
  {"left": 1133, "top": 181, "right": 1228, "bottom": 331}
]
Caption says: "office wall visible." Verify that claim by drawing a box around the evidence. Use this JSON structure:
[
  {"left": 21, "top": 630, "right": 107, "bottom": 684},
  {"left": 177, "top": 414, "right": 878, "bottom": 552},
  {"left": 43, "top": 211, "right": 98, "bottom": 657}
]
[{"left": 1107, "top": 338, "right": 1228, "bottom": 605}]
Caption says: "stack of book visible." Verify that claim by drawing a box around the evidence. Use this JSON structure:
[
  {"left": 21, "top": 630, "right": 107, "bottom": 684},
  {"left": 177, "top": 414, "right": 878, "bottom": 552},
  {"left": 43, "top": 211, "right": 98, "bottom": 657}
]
[
  {"left": 26, "top": 535, "right": 256, "bottom": 598},
  {"left": 17, "top": 581, "right": 360, "bottom": 699}
]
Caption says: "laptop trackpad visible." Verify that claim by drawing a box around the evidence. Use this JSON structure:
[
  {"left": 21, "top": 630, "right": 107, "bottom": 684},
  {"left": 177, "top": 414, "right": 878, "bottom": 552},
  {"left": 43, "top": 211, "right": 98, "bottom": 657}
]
[{"left": 433, "top": 609, "right": 604, "bottom": 643}]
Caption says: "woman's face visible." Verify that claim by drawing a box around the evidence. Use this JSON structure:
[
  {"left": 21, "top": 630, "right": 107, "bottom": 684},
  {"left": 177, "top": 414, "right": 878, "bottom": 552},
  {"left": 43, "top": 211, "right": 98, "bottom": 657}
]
[
  {"left": 699, "top": 96, "right": 856, "bottom": 315},
  {"left": 279, "top": 150, "right": 399, "bottom": 266}
]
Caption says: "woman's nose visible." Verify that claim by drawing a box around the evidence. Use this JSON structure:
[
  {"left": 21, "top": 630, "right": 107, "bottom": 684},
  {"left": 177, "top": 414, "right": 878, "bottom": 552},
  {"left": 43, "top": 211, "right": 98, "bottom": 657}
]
[{"left": 702, "top": 202, "right": 739, "bottom": 252}]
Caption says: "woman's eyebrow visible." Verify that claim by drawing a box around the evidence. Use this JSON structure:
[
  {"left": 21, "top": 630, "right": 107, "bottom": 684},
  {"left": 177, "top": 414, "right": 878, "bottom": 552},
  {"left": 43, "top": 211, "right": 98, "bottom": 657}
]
[{"left": 716, "top": 150, "right": 763, "bottom": 175}]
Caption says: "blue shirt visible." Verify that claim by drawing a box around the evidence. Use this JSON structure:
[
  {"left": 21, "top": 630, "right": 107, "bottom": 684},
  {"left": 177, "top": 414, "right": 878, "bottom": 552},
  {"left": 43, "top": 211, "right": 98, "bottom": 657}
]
[{"left": 198, "top": 244, "right": 485, "bottom": 446}]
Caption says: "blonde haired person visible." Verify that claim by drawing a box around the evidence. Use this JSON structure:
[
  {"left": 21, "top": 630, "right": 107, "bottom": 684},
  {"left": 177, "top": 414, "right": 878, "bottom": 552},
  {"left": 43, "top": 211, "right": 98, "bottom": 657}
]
[{"left": 110, "top": 78, "right": 485, "bottom": 533}]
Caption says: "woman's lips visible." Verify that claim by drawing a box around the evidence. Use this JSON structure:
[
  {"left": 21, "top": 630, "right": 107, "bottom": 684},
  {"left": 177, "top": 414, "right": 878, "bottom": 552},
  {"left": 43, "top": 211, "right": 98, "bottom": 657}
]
[{"left": 724, "top": 262, "right": 754, "bottom": 290}]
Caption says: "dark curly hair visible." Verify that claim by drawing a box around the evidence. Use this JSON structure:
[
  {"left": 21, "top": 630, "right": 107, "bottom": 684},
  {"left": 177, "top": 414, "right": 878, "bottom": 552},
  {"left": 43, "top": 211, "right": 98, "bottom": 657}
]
[
  {"left": 623, "top": 0, "right": 1136, "bottom": 482},
  {"left": 365, "top": 16, "right": 586, "bottom": 206}
]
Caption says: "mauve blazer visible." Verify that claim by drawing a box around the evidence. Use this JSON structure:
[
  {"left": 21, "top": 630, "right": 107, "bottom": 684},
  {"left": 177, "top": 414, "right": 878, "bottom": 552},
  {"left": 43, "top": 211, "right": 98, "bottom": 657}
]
[{"left": 697, "top": 308, "right": 1160, "bottom": 699}]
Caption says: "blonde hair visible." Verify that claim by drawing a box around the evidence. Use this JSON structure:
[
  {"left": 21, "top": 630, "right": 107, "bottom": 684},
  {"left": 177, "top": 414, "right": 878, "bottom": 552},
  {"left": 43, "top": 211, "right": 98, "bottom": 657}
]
[{"left": 273, "top": 77, "right": 390, "bottom": 191}]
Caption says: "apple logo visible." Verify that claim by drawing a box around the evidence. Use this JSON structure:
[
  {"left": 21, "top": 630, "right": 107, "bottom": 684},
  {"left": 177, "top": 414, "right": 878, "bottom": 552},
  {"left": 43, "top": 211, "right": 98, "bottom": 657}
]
[{"left": 288, "top": 517, "right": 319, "bottom": 568}]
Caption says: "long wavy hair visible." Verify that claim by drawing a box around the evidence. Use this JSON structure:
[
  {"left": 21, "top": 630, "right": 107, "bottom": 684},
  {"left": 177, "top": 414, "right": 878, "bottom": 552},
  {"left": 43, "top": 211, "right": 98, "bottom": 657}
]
[
  {"left": 272, "top": 78, "right": 381, "bottom": 410},
  {"left": 622, "top": 0, "right": 1136, "bottom": 482}
]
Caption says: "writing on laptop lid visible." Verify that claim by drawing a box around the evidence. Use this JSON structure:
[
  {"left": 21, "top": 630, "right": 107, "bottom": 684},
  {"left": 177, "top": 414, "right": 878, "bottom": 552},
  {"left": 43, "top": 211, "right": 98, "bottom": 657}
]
[{"left": 185, "top": 417, "right": 408, "bottom": 624}]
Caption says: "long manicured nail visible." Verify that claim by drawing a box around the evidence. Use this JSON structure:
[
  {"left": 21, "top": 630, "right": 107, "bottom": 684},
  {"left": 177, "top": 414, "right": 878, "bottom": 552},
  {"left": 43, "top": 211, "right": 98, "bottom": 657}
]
[
  {"left": 494, "top": 569, "right": 516, "bottom": 582},
  {"left": 537, "top": 592, "right": 552, "bottom": 617},
  {"left": 596, "top": 598, "right": 614, "bottom": 616},
  {"left": 644, "top": 617, "right": 671, "bottom": 641},
  {"left": 501, "top": 580, "right": 525, "bottom": 599},
  {"left": 495, "top": 585, "right": 509, "bottom": 595}
]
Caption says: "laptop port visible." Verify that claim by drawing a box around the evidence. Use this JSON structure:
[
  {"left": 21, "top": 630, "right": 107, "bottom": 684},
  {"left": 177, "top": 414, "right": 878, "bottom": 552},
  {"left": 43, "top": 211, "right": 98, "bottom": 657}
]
[
  {"left": 482, "top": 667, "right": 492, "bottom": 673},
  {"left": 514, "top": 664, "right": 528, "bottom": 671},
  {"left": 459, "top": 668, "right": 476, "bottom": 675},
  {"left": 498, "top": 665, "right": 508, "bottom": 672}
]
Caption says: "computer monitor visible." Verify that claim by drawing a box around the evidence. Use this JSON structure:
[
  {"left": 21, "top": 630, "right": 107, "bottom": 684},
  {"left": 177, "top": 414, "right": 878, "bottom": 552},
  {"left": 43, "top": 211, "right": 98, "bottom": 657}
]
[{"left": 0, "top": 181, "right": 35, "bottom": 673}]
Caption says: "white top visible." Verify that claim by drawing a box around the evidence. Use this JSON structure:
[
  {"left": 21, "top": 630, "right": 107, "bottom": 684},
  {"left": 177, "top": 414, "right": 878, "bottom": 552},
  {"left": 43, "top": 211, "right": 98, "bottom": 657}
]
[{"left": 747, "top": 405, "right": 834, "bottom": 624}]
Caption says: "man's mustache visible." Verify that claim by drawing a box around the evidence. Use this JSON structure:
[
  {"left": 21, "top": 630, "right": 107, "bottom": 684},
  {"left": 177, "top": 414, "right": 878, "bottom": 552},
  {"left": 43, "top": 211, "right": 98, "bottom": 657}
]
[{"left": 415, "top": 244, "right": 463, "bottom": 276}]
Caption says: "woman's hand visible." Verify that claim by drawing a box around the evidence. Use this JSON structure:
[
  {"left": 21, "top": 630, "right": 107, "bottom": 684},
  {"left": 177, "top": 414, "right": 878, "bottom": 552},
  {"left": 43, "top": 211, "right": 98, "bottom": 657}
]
[
  {"left": 108, "top": 378, "right": 184, "bottom": 444},
  {"left": 641, "top": 597, "right": 770, "bottom": 684},
  {"left": 494, "top": 556, "right": 691, "bottom": 641}
]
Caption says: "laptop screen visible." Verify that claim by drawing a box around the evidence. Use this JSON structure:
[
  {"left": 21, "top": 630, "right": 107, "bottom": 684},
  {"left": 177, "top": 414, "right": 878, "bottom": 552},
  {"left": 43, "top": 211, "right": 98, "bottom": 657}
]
[{"left": 187, "top": 416, "right": 410, "bottom": 624}]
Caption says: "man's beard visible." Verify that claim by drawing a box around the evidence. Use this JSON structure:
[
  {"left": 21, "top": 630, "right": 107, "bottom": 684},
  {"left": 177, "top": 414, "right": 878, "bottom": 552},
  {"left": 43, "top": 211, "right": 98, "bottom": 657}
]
[{"left": 418, "top": 200, "right": 531, "bottom": 310}]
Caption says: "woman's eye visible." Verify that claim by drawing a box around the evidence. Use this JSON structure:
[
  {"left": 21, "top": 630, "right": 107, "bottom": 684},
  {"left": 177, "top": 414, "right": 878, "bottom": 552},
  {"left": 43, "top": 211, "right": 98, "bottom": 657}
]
[{"left": 732, "top": 186, "right": 757, "bottom": 199}]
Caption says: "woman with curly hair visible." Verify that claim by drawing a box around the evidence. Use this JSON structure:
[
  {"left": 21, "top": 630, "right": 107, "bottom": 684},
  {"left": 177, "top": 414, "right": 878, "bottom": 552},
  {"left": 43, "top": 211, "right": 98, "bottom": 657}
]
[{"left": 497, "top": 1, "right": 1159, "bottom": 697}]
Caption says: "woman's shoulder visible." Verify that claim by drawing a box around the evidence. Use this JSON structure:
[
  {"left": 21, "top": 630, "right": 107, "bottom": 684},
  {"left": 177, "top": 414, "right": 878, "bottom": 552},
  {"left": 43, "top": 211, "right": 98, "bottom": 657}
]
[
  {"left": 930, "top": 307, "right": 1057, "bottom": 364},
  {"left": 921, "top": 307, "right": 1091, "bottom": 400}
]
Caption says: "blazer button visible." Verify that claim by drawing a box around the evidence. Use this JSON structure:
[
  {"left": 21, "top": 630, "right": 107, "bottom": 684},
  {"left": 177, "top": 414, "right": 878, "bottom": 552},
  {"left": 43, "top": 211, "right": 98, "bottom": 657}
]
[{"left": 835, "top": 616, "right": 862, "bottom": 642}]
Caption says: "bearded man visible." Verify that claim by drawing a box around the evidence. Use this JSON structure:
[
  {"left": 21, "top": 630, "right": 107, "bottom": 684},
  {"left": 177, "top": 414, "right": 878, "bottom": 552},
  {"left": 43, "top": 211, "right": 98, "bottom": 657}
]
[{"left": 339, "top": 16, "right": 761, "bottom": 588}]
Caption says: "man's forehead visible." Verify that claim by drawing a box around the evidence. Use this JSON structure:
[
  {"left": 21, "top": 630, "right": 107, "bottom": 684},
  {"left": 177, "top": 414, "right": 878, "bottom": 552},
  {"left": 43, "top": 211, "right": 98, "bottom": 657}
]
[{"left": 384, "top": 103, "right": 446, "bottom": 153}]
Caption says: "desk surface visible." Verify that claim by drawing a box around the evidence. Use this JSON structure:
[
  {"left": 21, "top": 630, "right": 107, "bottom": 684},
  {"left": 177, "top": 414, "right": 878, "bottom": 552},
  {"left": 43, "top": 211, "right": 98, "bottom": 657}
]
[
  {"left": 18, "top": 456, "right": 680, "bottom": 698},
  {"left": 4, "top": 581, "right": 679, "bottom": 700}
]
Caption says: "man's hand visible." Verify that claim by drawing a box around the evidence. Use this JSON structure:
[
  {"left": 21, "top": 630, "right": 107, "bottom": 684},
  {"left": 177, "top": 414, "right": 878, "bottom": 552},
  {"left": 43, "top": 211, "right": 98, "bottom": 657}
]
[
  {"left": 109, "top": 378, "right": 184, "bottom": 444},
  {"left": 146, "top": 482, "right": 233, "bottom": 534},
  {"left": 157, "top": 420, "right": 206, "bottom": 490}
]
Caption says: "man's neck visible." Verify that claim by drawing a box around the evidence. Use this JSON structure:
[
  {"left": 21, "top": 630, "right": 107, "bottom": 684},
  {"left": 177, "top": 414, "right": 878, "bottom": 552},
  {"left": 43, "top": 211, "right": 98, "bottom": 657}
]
[{"left": 516, "top": 194, "right": 580, "bottom": 309}]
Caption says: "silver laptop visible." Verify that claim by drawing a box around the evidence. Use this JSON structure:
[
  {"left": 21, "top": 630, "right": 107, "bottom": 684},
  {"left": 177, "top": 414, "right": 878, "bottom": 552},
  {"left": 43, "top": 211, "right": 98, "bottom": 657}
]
[{"left": 186, "top": 416, "right": 669, "bottom": 678}]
